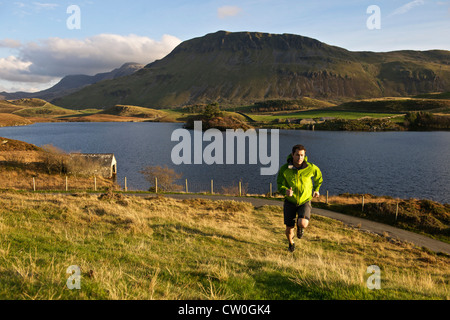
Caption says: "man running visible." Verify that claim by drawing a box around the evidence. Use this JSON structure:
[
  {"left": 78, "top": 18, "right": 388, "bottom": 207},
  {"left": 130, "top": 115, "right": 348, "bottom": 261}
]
[{"left": 277, "top": 144, "right": 323, "bottom": 252}]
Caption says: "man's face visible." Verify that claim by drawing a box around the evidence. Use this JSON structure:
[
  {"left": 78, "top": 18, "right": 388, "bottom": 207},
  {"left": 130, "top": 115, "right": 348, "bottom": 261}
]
[{"left": 292, "top": 149, "right": 306, "bottom": 167}]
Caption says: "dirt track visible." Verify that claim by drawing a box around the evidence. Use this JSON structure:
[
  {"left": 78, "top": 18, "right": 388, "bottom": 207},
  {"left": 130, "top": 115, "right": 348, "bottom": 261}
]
[{"left": 132, "top": 193, "right": 450, "bottom": 255}]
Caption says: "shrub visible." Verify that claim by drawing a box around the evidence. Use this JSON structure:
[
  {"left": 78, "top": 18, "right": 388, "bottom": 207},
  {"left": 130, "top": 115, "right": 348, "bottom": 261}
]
[
  {"left": 39, "top": 144, "right": 68, "bottom": 175},
  {"left": 140, "top": 165, "right": 183, "bottom": 192}
]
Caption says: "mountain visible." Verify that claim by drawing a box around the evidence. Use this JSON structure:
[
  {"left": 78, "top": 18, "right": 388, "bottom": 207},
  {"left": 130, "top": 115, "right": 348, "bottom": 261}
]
[
  {"left": 53, "top": 31, "right": 450, "bottom": 109},
  {"left": 0, "top": 62, "right": 144, "bottom": 102}
]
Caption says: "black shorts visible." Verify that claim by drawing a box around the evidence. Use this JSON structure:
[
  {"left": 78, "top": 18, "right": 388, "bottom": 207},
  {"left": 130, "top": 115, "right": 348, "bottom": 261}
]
[{"left": 283, "top": 200, "right": 312, "bottom": 227}]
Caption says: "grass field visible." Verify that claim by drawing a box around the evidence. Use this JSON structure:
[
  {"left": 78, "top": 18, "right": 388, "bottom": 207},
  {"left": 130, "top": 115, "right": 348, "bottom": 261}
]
[
  {"left": 249, "top": 110, "right": 401, "bottom": 122},
  {"left": 0, "top": 192, "right": 448, "bottom": 300}
]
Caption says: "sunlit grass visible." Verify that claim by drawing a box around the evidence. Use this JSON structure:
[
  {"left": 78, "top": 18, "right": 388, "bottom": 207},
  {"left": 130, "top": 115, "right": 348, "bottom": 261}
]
[
  {"left": 0, "top": 192, "right": 448, "bottom": 300},
  {"left": 250, "top": 110, "right": 399, "bottom": 122}
]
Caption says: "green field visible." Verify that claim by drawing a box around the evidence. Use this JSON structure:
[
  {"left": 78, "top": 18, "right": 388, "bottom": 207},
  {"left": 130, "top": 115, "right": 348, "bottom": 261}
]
[{"left": 249, "top": 110, "right": 401, "bottom": 122}]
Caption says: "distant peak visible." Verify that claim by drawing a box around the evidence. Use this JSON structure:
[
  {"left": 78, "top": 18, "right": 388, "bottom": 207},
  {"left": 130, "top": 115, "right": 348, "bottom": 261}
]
[{"left": 120, "top": 62, "right": 144, "bottom": 68}]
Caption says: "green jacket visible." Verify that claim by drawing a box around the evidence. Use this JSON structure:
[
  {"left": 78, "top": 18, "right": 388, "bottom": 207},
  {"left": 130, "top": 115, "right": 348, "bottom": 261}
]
[{"left": 277, "top": 154, "right": 323, "bottom": 206}]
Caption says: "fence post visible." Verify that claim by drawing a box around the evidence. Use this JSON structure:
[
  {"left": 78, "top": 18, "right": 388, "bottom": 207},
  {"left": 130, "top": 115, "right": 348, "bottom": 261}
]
[
  {"left": 211, "top": 180, "right": 214, "bottom": 194},
  {"left": 239, "top": 181, "right": 242, "bottom": 197},
  {"left": 362, "top": 195, "right": 365, "bottom": 212},
  {"left": 65, "top": 176, "right": 68, "bottom": 192},
  {"left": 33, "top": 177, "right": 36, "bottom": 192},
  {"left": 269, "top": 183, "right": 272, "bottom": 198},
  {"left": 326, "top": 190, "right": 329, "bottom": 205},
  {"left": 185, "top": 179, "right": 188, "bottom": 193},
  {"left": 124, "top": 177, "right": 127, "bottom": 192},
  {"left": 395, "top": 201, "right": 399, "bottom": 221},
  {"left": 94, "top": 176, "right": 97, "bottom": 192},
  {"left": 155, "top": 177, "right": 158, "bottom": 193}
]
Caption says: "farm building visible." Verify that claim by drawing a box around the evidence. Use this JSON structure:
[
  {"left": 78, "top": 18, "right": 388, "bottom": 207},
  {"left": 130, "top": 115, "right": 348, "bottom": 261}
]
[{"left": 69, "top": 153, "right": 117, "bottom": 178}]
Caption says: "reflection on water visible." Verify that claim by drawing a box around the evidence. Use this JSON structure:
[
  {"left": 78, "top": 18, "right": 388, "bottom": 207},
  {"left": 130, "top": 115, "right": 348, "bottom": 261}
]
[{"left": 0, "top": 122, "right": 449, "bottom": 203}]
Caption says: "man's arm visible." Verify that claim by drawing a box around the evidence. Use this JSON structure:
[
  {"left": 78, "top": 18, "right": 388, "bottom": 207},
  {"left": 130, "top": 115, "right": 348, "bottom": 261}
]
[
  {"left": 277, "top": 165, "right": 289, "bottom": 195},
  {"left": 313, "top": 165, "right": 323, "bottom": 193}
]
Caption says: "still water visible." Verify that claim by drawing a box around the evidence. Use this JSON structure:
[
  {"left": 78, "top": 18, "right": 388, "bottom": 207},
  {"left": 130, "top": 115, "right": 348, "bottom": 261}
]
[{"left": 0, "top": 122, "right": 448, "bottom": 203}]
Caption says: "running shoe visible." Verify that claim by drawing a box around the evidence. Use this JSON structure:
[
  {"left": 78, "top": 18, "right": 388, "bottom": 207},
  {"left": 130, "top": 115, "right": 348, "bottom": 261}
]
[
  {"left": 297, "top": 227, "right": 305, "bottom": 239},
  {"left": 288, "top": 242, "right": 295, "bottom": 252}
]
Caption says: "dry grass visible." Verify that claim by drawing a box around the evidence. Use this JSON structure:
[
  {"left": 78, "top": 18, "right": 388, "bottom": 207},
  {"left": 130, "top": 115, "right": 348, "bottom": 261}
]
[
  {"left": 0, "top": 150, "right": 116, "bottom": 191},
  {"left": 312, "top": 193, "right": 399, "bottom": 206},
  {"left": 65, "top": 114, "right": 147, "bottom": 122},
  {"left": 0, "top": 141, "right": 118, "bottom": 191},
  {"left": 100, "top": 105, "right": 169, "bottom": 119},
  {"left": 312, "top": 193, "right": 450, "bottom": 243},
  {"left": 0, "top": 192, "right": 448, "bottom": 300},
  {"left": 0, "top": 114, "right": 33, "bottom": 127},
  {"left": 0, "top": 169, "right": 115, "bottom": 191}
]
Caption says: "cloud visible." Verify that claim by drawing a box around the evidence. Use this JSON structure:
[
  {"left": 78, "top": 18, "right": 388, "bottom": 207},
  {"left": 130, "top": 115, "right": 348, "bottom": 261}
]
[
  {"left": 0, "top": 39, "right": 22, "bottom": 48},
  {"left": 0, "top": 56, "right": 53, "bottom": 84},
  {"left": 218, "top": 6, "right": 243, "bottom": 19},
  {"left": 0, "top": 33, "right": 181, "bottom": 88},
  {"left": 32, "top": 2, "right": 59, "bottom": 10},
  {"left": 13, "top": 2, "right": 59, "bottom": 17},
  {"left": 0, "top": 33, "right": 182, "bottom": 92},
  {"left": 19, "top": 34, "right": 181, "bottom": 77},
  {"left": 390, "top": 0, "right": 425, "bottom": 16}
]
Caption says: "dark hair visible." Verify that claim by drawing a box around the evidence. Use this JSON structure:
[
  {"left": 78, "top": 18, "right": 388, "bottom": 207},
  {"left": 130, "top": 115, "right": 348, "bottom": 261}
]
[{"left": 292, "top": 144, "right": 306, "bottom": 154}]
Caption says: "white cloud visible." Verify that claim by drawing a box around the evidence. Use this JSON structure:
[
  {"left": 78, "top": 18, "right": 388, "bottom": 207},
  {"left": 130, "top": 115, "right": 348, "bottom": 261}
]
[
  {"left": 32, "top": 2, "right": 59, "bottom": 9},
  {"left": 390, "top": 0, "right": 426, "bottom": 16},
  {"left": 0, "top": 39, "right": 22, "bottom": 48},
  {"left": 0, "top": 56, "right": 53, "bottom": 84},
  {"left": 0, "top": 33, "right": 182, "bottom": 92},
  {"left": 19, "top": 34, "right": 182, "bottom": 77},
  {"left": 218, "top": 6, "right": 243, "bottom": 19}
]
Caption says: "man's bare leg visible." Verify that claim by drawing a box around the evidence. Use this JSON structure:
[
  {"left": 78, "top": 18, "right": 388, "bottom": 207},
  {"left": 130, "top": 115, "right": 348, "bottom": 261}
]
[
  {"left": 286, "top": 226, "right": 295, "bottom": 245},
  {"left": 298, "top": 218, "right": 309, "bottom": 229}
]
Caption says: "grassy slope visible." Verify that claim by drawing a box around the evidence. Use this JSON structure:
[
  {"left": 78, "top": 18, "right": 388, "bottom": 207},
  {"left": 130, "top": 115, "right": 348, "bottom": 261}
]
[
  {"left": 243, "top": 97, "right": 450, "bottom": 128},
  {"left": 313, "top": 194, "right": 450, "bottom": 244},
  {"left": 0, "top": 101, "right": 26, "bottom": 114},
  {"left": 0, "top": 192, "right": 448, "bottom": 300},
  {"left": 0, "top": 138, "right": 116, "bottom": 191},
  {"left": 0, "top": 137, "right": 41, "bottom": 152},
  {"left": 249, "top": 110, "right": 398, "bottom": 122},
  {"left": 333, "top": 98, "right": 450, "bottom": 113},
  {"left": 0, "top": 114, "right": 34, "bottom": 127},
  {"left": 99, "top": 105, "right": 169, "bottom": 119},
  {"left": 0, "top": 99, "right": 82, "bottom": 125},
  {"left": 12, "top": 104, "right": 81, "bottom": 118}
]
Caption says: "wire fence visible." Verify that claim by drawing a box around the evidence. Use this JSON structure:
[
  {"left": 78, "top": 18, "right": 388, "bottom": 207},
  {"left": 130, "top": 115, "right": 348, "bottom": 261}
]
[{"left": 8, "top": 176, "right": 402, "bottom": 219}]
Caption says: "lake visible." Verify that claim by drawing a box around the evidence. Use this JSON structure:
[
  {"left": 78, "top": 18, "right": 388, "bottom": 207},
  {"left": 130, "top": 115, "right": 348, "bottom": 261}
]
[{"left": 0, "top": 122, "right": 449, "bottom": 204}]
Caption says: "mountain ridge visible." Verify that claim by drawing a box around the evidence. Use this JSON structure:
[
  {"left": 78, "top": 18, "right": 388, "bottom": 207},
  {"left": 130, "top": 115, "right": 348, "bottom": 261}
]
[
  {"left": 50, "top": 31, "right": 450, "bottom": 109},
  {"left": 0, "top": 62, "right": 144, "bottom": 102}
]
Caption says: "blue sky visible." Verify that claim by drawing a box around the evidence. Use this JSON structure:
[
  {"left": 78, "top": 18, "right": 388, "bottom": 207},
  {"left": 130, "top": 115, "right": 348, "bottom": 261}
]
[{"left": 0, "top": 0, "right": 449, "bottom": 92}]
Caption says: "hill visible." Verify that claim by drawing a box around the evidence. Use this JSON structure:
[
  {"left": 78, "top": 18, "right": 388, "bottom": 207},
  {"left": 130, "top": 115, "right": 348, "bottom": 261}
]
[
  {"left": 0, "top": 192, "right": 448, "bottom": 299},
  {"left": 99, "top": 105, "right": 169, "bottom": 119},
  {"left": 332, "top": 97, "right": 450, "bottom": 113},
  {"left": 54, "top": 31, "right": 450, "bottom": 109},
  {"left": 0, "top": 137, "right": 41, "bottom": 151},
  {"left": 0, "top": 114, "right": 33, "bottom": 128},
  {"left": 0, "top": 63, "right": 144, "bottom": 102},
  {"left": 12, "top": 102, "right": 81, "bottom": 118},
  {"left": 0, "top": 98, "right": 81, "bottom": 122},
  {"left": 414, "top": 92, "right": 450, "bottom": 100}
]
